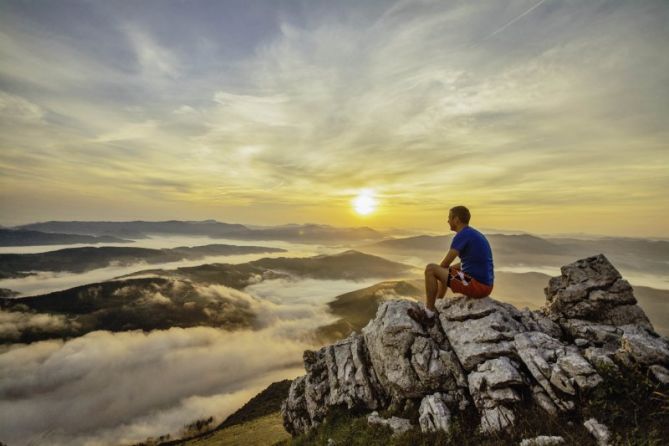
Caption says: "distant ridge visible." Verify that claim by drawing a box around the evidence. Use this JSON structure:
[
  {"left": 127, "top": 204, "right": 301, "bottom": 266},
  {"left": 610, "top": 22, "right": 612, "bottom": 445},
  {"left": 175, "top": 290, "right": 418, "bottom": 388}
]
[
  {"left": 11, "top": 220, "right": 385, "bottom": 244},
  {"left": 0, "top": 228, "right": 133, "bottom": 246}
]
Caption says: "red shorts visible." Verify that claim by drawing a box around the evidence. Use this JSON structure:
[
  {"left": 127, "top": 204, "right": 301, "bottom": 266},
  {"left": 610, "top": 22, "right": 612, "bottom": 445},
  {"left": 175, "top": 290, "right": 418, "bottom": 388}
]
[{"left": 446, "top": 266, "right": 493, "bottom": 298}]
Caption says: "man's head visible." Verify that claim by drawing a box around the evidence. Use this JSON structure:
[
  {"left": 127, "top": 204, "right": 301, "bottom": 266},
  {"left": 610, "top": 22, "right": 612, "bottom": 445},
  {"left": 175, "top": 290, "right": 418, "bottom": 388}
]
[{"left": 448, "top": 205, "right": 470, "bottom": 231}]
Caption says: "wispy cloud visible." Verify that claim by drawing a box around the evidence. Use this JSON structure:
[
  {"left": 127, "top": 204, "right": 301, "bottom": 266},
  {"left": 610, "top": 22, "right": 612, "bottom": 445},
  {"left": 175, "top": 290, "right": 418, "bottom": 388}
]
[{"left": 0, "top": 0, "right": 667, "bottom": 236}]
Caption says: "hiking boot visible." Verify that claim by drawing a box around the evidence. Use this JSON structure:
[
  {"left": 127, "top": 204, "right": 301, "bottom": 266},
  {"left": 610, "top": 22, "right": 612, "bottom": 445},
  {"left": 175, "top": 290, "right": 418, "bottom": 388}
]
[{"left": 407, "top": 307, "right": 435, "bottom": 328}]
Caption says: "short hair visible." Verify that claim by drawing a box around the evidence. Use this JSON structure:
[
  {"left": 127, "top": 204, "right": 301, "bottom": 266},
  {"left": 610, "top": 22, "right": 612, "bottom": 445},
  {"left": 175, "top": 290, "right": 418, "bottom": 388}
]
[{"left": 450, "top": 205, "right": 471, "bottom": 224}]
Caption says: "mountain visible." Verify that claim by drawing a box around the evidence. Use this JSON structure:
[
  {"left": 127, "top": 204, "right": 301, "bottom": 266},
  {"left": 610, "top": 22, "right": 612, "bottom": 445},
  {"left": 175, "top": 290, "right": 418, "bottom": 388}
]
[
  {"left": 230, "top": 223, "right": 385, "bottom": 243},
  {"left": 363, "top": 233, "right": 565, "bottom": 256},
  {"left": 360, "top": 232, "right": 669, "bottom": 278},
  {"left": 0, "top": 244, "right": 286, "bottom": 279},
  {"left": 0, "top": 228, "right": 133, "bottom": 246},
  {"left": 13, "top": 220, "right": 250, "bottom": 239},
  {"left": 118, "top": 250, "right": 414, "bottom": 283},
  {"left": 0, "top": 275, "right": 262, "bottom": 344},
  {"left": 135, "top": 380, "right": 294, "bottom": 446},
  {"left": 316, "top": 280, "right": 423, "bottom": 342},
  {"left": 11, "top": 220, "right": 386, "bottom": 244},
  {"left": 0, "top": 288, "right": 20, "bottom": 298},
  {"left": 0, "top": 251, "right": 414, "bottom": 344},
  {"left": 247, "top": 250, "right": 415, "bottom": 280},
  {"left": 282, "top": 255, "right": 669, "bottom": 444}
]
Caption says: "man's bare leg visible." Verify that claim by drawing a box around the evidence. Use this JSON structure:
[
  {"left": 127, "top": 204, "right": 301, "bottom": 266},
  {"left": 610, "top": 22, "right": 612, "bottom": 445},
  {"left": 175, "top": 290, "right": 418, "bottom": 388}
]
[
  {"left": 424, "top": 263, "right": 451, "bottom": 312},
  {"left": 436, "top": 280, "right": 448, "bottom": 300}
]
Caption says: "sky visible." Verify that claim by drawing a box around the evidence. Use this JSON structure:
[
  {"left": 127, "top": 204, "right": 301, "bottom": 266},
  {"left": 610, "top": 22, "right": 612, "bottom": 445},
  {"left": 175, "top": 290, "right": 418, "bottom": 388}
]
[{"left": 0, "top": 0, "right": 668, "bottom": 237}]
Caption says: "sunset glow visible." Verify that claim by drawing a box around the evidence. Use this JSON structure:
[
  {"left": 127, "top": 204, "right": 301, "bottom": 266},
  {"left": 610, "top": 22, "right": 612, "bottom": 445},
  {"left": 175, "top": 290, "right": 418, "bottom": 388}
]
[
  {"left": 0, "top": 1, "right": 667, "bottom": 237},
  {"left": 352, "top": 189, "right": 378, "bottom": 216}
]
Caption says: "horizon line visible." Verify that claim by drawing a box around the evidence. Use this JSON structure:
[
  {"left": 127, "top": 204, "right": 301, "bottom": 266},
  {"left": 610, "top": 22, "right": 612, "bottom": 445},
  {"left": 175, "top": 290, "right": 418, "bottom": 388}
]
[{"left": 2, "top": 218, "right": 667, "bottom": 241}]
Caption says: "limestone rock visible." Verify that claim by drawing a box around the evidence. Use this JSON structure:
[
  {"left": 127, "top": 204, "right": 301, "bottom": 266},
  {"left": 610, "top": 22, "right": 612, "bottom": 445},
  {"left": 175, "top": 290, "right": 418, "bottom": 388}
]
[
  {"left": 362, "top": 300, "right": 466, "bottom": 398},
  {"left": 649, "top": 364, "right": 669, "bottom": 384},
  {"left": 419, "top": 392, "right": 452, "bottom": 433},
  {"left": 583, "top": 346, "right": 618, "bottom": 370},
  {"left": 468, "top": 356, "right": 525, "bottom": 433},
  {"left": 479, "top": 404, "right": 516, "bottom": 434},
  {"left": 544, "top": 254, "right": 650, "bottom": 328},
  {"left": 618, "top": 324, "right": 669, "bottom": 366},
  {"left": 530, "top": 384, "right": 559, "bottom": 417},
  {"left": 437, "top": 297, "right": 524, "bottom": 370},
  {"left": 367, "top": 411, "right": 413, "bottom": 436},
  {"left": 583, "top": 418, "right": 611, "bottom": 446},
  {"left": 282, "top": 255, "right": 663, "bottom": 439},
  {"left": 517, "top": 308, "right": 563, "bottom": 339},
  {"left": 515, "top": 331, "right": 601, "bottom": 412},
  {"left": 519, "top": 436, "right": 565, "bottom": 446},
  {"left": 560, "top": 319, "right": 622, "bottom": 346},
  {"left": 282, "top": 332, "right": 385, "bottom": 434},
  {"left": 281, "top": 376, "right": 311, "bottom": 435},
  {"left": 303, "top": 349, "right": 329, "bottom": 423}
]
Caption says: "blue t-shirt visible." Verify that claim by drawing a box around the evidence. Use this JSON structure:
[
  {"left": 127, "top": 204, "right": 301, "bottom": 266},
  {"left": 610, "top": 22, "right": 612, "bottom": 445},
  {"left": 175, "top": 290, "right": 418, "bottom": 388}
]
[{"left": 450, "top": 226, "right": 494, "bottom": 286}]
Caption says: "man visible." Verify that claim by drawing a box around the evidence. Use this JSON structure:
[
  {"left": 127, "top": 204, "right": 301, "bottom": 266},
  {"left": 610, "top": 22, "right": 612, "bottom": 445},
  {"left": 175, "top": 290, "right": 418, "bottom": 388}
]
[{"left": 408, "top": 205, "right": 494, "bottom": 326}]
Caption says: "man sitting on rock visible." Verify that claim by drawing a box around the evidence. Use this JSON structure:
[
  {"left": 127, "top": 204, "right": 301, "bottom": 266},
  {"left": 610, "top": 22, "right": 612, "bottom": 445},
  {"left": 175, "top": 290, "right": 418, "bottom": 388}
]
[{"left": 408, "top": 205, "right": 495, "bottom": 326}]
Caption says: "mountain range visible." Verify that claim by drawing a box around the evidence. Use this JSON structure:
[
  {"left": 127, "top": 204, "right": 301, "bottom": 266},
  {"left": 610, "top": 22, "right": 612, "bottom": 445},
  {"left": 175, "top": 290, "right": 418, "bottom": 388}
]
[
  {"left": 0, "top": 243, "right": 286, "bottom": 279},
  {"left": 0, "top": 250, "right": 415, "bottom": 344},
  {"left": 8, "top": 220, "right": 386, "bottom": 244}
]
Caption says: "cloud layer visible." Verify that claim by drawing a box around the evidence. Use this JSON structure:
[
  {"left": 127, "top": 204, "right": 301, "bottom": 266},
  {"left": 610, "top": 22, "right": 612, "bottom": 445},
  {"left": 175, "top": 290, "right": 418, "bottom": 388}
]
[
  {"left": 0, "top": 0, "right": 667, "bottom": 236},
  {"left": 0, "top": 276, "right": 380, "bottom": 445}
]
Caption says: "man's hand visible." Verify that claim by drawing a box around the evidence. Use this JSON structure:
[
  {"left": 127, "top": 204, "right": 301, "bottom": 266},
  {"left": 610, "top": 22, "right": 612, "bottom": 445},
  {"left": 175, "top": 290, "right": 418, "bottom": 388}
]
[{"left": 439, "top": 248, "right": 459, "bottom": 268}]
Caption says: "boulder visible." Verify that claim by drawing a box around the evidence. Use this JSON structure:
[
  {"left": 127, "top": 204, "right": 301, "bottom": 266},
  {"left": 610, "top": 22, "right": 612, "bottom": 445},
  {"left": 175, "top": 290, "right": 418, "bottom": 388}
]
[
  {"left": 618, "top": 324, "right": 669, "bottom": 366},
  {"left": 367, "top": 411, "right": 412, "bottom": 436},
  {"left": 437, "top": 296, "right": 524, "bottom": 371},
  {"left": 514, "top": 331, "right": 602, "bottom": 412},
  {"left": 281, "top": 376, "right": 311, "bottom": 435},
  {"left": 544, "top": 254, "right": 650, "bottom": 328},
  {"left": 282, "top": 254, "right": 665, "bottom": 439},
  {"left": 281, "top": 332, "right": 385, "bottom": 434},
  {"left": 418, "top": 392, "right": 452, "bottom": 433},
  {"left": 467, "top": 356, "right": 525, "bottom": 433},
  {"left": 362, "top": 300, "right": 466, "bottom": 398},
  {"left": 519, "top": 436, "right": 565, "bottom": 446},
  {"left": 583, "top": 418, "right": 611, "bottom": 446}
]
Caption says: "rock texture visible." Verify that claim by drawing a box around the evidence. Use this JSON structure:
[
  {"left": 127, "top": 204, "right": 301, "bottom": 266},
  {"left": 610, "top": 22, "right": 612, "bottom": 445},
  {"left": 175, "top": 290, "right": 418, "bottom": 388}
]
[
  {"left": 418, "top": 392, "right": 452, "bottom": 433},
  {"left": 367, "top": 411, "right": 413, "bottom": 436},
  {"left": 520, "top": 436, "right": 565, "bottom": 446},
  {"left": 583, "top": 418, "right": 611, "bottom": 446},
  {"left": 282, "top": 255, "right": 669, "bottom": 436}
]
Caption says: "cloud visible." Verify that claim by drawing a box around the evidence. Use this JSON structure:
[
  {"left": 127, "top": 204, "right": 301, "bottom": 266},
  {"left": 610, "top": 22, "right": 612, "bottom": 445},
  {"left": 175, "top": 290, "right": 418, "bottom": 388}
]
[
  {"left": 123, "top": 25, "right": 182, "bottom": 80},
  {"left": 0, "top": 1, "right": 667, "bottom": 234},
  {"left": 0, "top": 326, "right": 306, "bottom": 446},
  {"left": 0, "top": 310, "right": 79, "bottom": 341},
  {"left": 0, "top": 235, "right": 344, "bottom": 297},
  {"left": 0, "top": 91, "right": 44, "bottom": 123},
  {"left": 0, "top": 272, "right": 382, "bottom": 445}
]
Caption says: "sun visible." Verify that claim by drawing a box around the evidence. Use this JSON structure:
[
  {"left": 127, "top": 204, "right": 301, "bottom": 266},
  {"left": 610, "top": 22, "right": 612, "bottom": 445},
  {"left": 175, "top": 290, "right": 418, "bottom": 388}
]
[{"left": 352, "top": 189, "right": 378, "bottom": 216}]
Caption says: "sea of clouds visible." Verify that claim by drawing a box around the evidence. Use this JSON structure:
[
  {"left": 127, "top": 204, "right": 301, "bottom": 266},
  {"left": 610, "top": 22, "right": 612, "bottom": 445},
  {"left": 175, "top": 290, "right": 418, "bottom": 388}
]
[{"left": 0, "top": 237, "right": 384, "bottom": 446}]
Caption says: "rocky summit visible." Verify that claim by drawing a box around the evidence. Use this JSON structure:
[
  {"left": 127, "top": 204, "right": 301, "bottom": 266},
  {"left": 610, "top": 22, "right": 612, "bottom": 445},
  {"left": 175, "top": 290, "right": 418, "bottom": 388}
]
[{"left": 281, "top": 254, "right": 669, "bottom": 438}]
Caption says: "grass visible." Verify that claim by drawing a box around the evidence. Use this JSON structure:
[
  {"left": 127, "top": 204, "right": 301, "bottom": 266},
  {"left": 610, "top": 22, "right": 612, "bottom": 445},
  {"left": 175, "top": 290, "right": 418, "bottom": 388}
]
[
  {"left": 180, "top": 412, "right": 290, "bottom": 446},
  {"left": 582, "top": 363, "right": 669, "bottom": 445}
]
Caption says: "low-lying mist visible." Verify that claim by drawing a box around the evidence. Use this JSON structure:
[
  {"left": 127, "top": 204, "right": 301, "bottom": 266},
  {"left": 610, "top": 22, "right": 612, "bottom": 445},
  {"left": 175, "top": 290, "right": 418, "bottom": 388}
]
[
  {"left": 0, "top": 235, "right": 350, "bottom": 297},
  {"left": 0, "top": 276, "right": 381, "bottom": 446}
]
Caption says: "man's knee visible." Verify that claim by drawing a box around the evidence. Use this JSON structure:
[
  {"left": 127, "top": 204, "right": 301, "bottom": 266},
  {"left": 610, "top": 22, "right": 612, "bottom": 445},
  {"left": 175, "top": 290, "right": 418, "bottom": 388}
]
[
  {"left": 425, "top": 263, "right": 439, "bottom": 275},
  {"left": 426, "top": 263, "right": 451, "bottom": 283}
]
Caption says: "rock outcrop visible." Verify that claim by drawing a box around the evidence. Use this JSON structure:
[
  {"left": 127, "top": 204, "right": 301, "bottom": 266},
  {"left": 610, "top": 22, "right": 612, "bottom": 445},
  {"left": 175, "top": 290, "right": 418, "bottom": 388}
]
[{"left": 282, "top": 255, "right": 669, "bottom": 437}]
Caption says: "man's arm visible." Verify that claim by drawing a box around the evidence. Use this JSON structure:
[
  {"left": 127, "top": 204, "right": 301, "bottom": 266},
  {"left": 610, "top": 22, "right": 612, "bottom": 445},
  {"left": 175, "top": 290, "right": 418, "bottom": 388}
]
[{"left": 439, "top": 248, "right": 459, "bottom": 268}]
